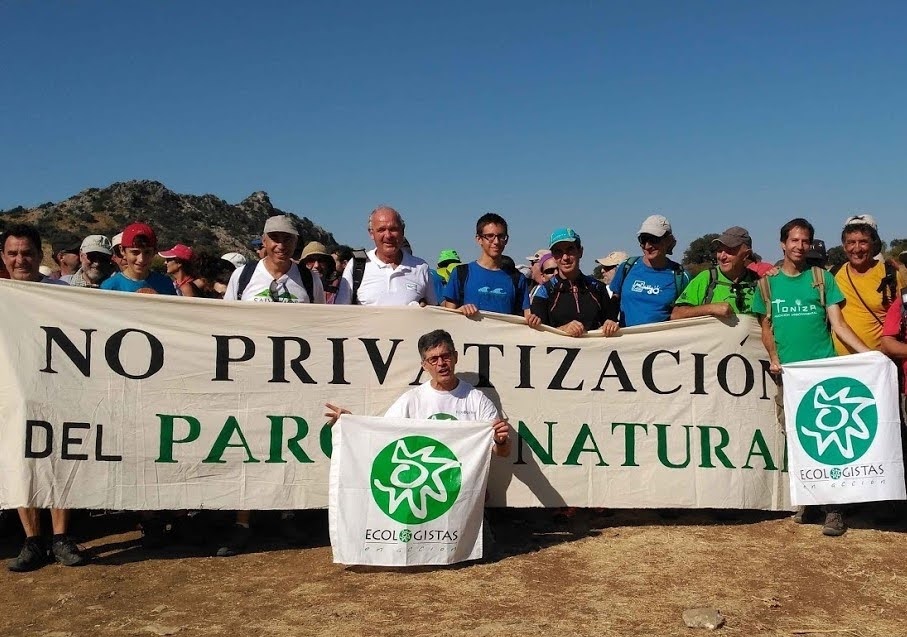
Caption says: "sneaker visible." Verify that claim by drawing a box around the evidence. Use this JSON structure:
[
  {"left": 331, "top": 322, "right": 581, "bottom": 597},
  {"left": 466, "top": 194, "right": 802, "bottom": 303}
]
[
  {"left": 7, "top": 537, "right": 47, "bottom": 572},
  {"left": 792, "top": 505, "right": 808, "bottom": 524},
  {"left": 822, "top": 511, "right": 847, "bottom": 537},
  {"left": 140, "top": 517, "right": 169, "bottom": 550},
  {"left": 216, "top": 524, "right": 252, "bottom": 557},
  {"left": 51, "top": 535, "right": 87, "bottom": 567},
  {"left": 279, "top": 513, "right": 308, "bottom": 545}
]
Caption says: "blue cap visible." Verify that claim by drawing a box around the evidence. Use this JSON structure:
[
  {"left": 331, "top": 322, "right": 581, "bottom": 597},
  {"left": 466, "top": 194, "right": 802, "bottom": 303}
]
[{"left": 549, "top": 227, "right": 580, "bottom": 249}]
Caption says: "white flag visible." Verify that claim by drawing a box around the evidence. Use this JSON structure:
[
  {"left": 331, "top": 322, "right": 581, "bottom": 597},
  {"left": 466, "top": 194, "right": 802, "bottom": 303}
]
[
  {"left": 783, "top": 351, "right": 905, "bottom": 506},
  {"left": 329, "top": 415, "right": 492, "bottom": 566}
]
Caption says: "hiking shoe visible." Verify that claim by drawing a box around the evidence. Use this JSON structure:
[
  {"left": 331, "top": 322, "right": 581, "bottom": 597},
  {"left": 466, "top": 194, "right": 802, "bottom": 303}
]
[
  {"left": 140, "top": 517, "right": 169, "bottom": 550},
  {"left": 279, "top": 513, "right": 308, "bottom": 545},
  {"left": 792, "top": 505, "right": 820, "bottom": 524},
  {"left": 792, "top": 505, "right": 808, "bottom": 524},
  {"left": 7, "top": 537, "right": 47, "bottom": 572},
  {"left": 822, "top": 511, "right": 847, "bottom": 537},
  {"left": 216, "top": 524, "right": 252, "bottom": 557},
  {"left": 51, "top": 535, "right": 87, "bottom": 567}
]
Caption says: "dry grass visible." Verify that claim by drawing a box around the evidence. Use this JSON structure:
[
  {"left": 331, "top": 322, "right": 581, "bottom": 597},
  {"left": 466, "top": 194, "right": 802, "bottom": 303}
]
[{"left": 1, "top": 509, "right": 906, "bottom": 637}]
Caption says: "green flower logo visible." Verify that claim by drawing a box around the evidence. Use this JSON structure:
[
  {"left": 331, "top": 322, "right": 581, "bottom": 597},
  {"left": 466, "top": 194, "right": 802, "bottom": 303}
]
[
  {"left": 399, "top": 529, "right": 412, "bottom": 543},
  {"left": 830, "top": 468, "right": 842, "bottom": 480},
  {"left": 795, "top": 377, "right": 877, "bottom": 466},
  {"left": 370, "top": 435, "right": 462, "bottom": 525}
]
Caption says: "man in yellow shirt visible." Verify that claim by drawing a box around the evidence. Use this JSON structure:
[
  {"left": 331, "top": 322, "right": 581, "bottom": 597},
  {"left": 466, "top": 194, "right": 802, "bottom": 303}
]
[{"left": 833, "top": 214, "right": 903, "bottom": 355}]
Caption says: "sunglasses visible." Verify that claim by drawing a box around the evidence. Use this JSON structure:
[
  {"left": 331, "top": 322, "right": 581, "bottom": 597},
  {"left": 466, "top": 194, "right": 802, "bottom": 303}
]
[
  {"left": 542, "top": 267, "right": 558, "bottom": 275},
  {"left": 638, "top": 233, "right": 665, "bottom": 245}
]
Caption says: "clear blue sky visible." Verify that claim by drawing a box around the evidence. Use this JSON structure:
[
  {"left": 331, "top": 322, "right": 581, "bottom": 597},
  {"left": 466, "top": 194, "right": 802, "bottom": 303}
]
[{"left": 2, "top": 1, "right": 906, "bottom": 265}]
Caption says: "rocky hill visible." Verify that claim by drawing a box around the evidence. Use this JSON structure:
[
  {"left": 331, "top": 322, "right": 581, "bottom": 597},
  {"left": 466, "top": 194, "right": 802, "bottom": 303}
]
[{"left": 0, "top": 180, "right": 336, "bottom": 258}]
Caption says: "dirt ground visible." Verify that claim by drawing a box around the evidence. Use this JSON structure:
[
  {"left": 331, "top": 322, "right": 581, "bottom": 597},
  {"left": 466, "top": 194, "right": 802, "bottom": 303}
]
[{"left": 1, "top": 508, "right": 906, "bottom": 637}]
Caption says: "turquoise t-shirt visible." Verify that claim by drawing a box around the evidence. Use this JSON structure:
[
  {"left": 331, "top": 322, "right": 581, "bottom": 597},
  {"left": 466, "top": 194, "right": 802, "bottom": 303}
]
[
  {"left": 751, "top": 268, "right": 843, "bottom": 364},
  {"left": 100, "top": 271, "right": 176, "bottom": 295}
]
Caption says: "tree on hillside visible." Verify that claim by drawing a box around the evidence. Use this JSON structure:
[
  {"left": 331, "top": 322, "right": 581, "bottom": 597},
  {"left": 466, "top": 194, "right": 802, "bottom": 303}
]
[
  {"left": 886, "top": 238, "right": 907, "bottom": 259},
  {"left": 826, "top": 245, "right": 847, "bottom": 269},
  {"left": 682, "top": 233, "right": 719, "bottom": 266}
]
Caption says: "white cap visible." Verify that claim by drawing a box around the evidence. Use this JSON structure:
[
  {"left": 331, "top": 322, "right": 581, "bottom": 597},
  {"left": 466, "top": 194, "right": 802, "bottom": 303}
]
[
  {"left": 844, "top": 213, "right": 878, "bottom": 231},
  {"left": 221, "top": 252, "right": 247, "bottom": 268},
  {"left": 263, "top": 215, "right": 298, "bottom": 236},
  {"left": 80, "top": 235, "right": 113, "bottom": 256},
  {"left": 638, "top": 215, "right": 672, "bottom": 237},
  {"left": 38, "top": 265, "right": 54, "bottom": 277},
  {"left": 112, "top": 232, "right": 124, "bottom": 248}
]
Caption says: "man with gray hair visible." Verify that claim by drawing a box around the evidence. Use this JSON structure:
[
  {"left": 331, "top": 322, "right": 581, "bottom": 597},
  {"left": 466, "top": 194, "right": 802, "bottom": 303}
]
[
  {"left": 61, "top": 235, "right": 115, "bottom": 288},
  {"left": 334, "top": 206, "right": 436, "bottom": 306}
]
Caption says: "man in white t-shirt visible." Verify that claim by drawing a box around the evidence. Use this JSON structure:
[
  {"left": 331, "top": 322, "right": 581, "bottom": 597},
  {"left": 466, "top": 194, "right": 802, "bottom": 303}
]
[
  {"left": 218, "top": 215, "right": 324, "bottom": 558},
  {"left": 325, "top": 329, "right": 511, "bottom": 453},
  {"left": 224, "top": 215, "right": 326, "bottom": 303},
  {"left": 333, "top": 206, "right": 436, "bottom": 306}
]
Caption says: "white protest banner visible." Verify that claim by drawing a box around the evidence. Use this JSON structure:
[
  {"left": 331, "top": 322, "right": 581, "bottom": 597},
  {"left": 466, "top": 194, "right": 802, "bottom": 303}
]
[
  {"left": 329, "top": 415, "right": 491, "bottom": 566},
  {"left": 0, "top": 279, "right": 789, "bottom": 511},
  {"left": 782, "top": 351, "right": 905, "bottom": 506}
]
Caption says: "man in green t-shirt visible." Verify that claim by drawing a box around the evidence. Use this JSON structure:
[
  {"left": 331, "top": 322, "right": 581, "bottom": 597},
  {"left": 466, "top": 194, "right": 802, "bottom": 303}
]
[
  {"left": 671, "top": 226, "right": 759, "bottom": 320},
  {"left": 752, "top": 217, "right": 869, "bottom": 538}
]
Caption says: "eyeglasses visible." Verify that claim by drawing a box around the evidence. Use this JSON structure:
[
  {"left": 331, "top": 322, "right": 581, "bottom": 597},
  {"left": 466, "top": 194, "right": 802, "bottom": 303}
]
[
  {"left": 551, "top": 245, "right": 579, "bottom": 258},
  {"left": 423, "top": 352, "right": 454, "bottom": 366},
  {"left": 268, "top": 279, "right": 284, "bottom": 302},
  {"left": 478, "top": 233, "right": 508, "bottom": 243},
  {"left": 542, "top": 267, "right": 558, "bottom": 275},
  {"left": 639, "top": 233, "right": 665, "bottom": 245}
]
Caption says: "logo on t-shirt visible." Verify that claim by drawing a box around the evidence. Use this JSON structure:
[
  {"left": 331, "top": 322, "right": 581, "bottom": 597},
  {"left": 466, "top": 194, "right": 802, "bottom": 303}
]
[
  {"left": 428, "top": 413, "right": 457, "bottom": 420},
  {"left": 771, "top": 297, "right": 819, "bottom": 317},
  {"left": 630, "top": 280, "right": 661, "bottom": 295},
  {"left": 253, "top": 289, "right": 298, "bottom": 303}
]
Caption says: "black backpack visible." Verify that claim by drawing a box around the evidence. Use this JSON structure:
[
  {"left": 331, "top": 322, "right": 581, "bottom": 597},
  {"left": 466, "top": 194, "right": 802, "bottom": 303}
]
[
  {"left": 349, "top": 249, "right": 370, "bottom": 305},
  {"left": 453, "top": 263, "right": 525, "bottom": 315},
  {"left": 235, "top": 260, "right": 314, "bottom": 302},
  {"left": 617, "top": 256, "right": 687, "bottom": 298}
]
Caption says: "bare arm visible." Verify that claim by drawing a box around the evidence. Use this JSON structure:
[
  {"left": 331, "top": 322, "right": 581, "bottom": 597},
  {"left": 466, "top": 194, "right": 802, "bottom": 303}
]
[
  {"left": 827, "top": 304, "right": 870, "bottom": 354},
  {"left": 881, "top": 335, "right": 907, "bottom": 359},
  {"left": 671, "top": 302, "right": 732, "bottom": 320},
  {"left": 759, "top": 314, "right": 781, "bottom": 374}
]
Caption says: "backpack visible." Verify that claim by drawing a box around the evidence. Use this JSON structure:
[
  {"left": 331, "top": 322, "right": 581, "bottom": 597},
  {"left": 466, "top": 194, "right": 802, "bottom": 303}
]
[
  {"left": 756, "top": 266, "right": 826, "bottom": 323},
  {"left": 235, "top": 260, "right": 314, "bottom": 302},
  {"left": 617, "top": 256, "right": 687, "bottom": 299},
  {"left": 702, "top": 266, "right": 759, "bottom": 306},
  {"left": 454, "top": 263, "right": 525, "bottom": 315},
  {"left": 349, "top": 249, "right": 369, "bottom": 305}
]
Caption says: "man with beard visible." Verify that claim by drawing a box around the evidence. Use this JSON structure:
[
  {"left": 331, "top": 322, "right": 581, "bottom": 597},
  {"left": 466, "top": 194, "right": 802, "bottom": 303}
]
[
  {"left": 671, "top": 227, "right": 760, "bottom": 319},
  {"left": 61, "top": 235, "right": 115, "bottom": 288}
]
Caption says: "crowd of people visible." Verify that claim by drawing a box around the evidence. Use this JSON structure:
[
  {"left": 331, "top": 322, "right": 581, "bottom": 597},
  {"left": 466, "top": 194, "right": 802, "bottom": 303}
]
[{"left": 2, "top": 206, "right": 906, "bottom": 570}]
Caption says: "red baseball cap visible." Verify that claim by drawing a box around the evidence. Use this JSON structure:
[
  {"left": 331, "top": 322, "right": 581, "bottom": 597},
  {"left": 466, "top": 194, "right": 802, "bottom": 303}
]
[
  {"left": 158, "top": 243, "right": 194, "bottom": 261},
  {"left": 120, "top": 222, "right": 157, "bottom": 249}
]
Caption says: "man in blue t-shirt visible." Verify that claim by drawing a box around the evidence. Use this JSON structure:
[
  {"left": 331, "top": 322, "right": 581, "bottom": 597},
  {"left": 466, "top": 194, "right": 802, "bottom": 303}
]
[
  {"left": 443, "top": 213, "right": 533, "bottom": 321},
  {"left": 100, "top": 222, "right": 176, "bottom": 295},
  {"left": 607, "top": 214, "right": 690, "bottom": 329}
]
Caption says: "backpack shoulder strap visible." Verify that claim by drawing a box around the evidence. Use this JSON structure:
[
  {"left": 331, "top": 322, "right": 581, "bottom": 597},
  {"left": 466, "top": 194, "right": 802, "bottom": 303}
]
[
  {"left": 454, "top": 263, "right": 469, "bottom": 306},
  {"left": 811, "top": 266, "right": 826, "bottom": 308},
  {"left": 880, "top": 260, "right": 899, "bottom": 307},
  {"left": 350, "top": 249, "right": 369, "bottom": 305},
  {"left": 508, "top": 268, "right": 524, "bottom": 315},
  {"left": 757, "top": 276, "right": 773, "bottom": 321},
  {"left": 617, "top": 257, "right": 639, "bottom": 297},
  {"left": 703, "top": 267, "right": 719, "bottom": 304},
  {"left": 671, "top": 261, "right": 687, "bottom": 296},
  {"left": 235, "top": 260, "right": 259, "bottom": 300},
  {"left": 298, "top": 263, "right": 314, "bottom": 302}
]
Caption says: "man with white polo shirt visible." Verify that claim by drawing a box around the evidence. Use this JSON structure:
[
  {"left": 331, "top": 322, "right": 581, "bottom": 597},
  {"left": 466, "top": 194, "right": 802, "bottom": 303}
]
[
  {"left": 224, "top": 215, "right": 326, "bottom": 303},
  {"left": 334, "top": 206, "right": 436, "bottom": 306}
]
